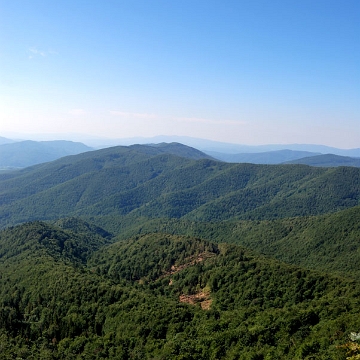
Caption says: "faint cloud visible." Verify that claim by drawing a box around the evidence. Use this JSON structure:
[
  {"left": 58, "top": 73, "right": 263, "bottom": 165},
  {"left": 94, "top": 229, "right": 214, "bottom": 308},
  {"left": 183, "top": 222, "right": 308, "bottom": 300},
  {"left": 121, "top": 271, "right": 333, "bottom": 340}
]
[
  {"left": 28, "top": 47, "right": 57, "bottom": 59},
  {"left": 29, "top": 47, "right": 46, "bottom": 57},
  {"left": 110, "top": 111, "right": 157, "bottom": 119},
  {"left": 69, "top": 108, "right": 87, "bottom": 115}
]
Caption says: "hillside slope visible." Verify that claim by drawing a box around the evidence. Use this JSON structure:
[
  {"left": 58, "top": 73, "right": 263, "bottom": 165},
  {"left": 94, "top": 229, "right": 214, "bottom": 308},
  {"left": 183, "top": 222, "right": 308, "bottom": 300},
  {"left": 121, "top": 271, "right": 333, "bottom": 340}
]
[
  {"left": 1, "top": 222, "right": 360, "bottom": 358},
  {"left": 114, "top": 206, "right": 360, "bottom": 280},
  {"left": 0, "top": 143, "right": 359, "bottom": 228}
]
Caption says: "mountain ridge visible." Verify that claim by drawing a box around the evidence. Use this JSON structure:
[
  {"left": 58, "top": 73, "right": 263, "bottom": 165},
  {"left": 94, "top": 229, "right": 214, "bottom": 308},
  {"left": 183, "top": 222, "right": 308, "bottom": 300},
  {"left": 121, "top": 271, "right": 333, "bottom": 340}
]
[
  {"left": 81, "top": 135, "right": 360, "bottom": 156},
  {"left": 0, "top": 140, "right": 93, "bottom": 169},
  {"left": 283, "top": 153, "right": 360, "bottom": 167},
  {"left": 0, "top": 143, "right": 358, "bottom": 229},
  {"left": 207, "top": 149, "right": 322, "bottom": 164}
]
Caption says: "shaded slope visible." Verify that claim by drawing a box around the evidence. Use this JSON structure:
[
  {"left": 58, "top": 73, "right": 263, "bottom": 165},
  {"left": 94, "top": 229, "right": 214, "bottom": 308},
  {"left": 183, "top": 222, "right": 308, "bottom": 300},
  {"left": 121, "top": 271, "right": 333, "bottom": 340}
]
[
  {"left": 53, "top": 217, "right": 113, "bottom": 239},
  {"left": 0, "top": 221, "right": 110, "bottom": 264}
]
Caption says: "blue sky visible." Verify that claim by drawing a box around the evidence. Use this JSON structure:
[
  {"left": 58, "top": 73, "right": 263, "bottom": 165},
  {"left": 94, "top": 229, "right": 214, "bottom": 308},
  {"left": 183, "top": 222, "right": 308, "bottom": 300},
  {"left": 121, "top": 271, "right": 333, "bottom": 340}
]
[{"left": 0, "top": 0, "right": 359, "bottom": 147}]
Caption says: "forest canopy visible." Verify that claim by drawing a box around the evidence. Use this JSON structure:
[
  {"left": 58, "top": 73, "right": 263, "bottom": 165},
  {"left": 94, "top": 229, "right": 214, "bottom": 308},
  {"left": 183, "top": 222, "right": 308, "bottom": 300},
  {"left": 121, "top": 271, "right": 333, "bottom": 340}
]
[{"left": 0, "top": 144, "right": 359, "bottom": 359}]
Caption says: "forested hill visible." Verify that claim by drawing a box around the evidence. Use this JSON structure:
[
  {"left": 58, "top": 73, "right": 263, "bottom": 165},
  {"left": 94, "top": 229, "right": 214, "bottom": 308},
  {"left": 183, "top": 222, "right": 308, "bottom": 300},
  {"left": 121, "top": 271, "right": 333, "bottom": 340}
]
[
  {"left": 112, "top": 205, "right": 360, "bottom": 281},
  {"left": 0, "top": 143, "right": 359, "bottom": 228},
  {"left": 1, "top": 142, "right": 360, "bottom": 358},
  {"left": 1, "top": 220, "right": 360, "bottom": 359}
]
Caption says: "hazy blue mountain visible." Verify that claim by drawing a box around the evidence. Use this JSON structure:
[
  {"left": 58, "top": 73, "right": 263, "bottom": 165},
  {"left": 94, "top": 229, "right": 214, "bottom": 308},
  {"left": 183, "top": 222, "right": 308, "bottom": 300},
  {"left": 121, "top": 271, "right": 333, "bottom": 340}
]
[
  {"left": 0, "top": 136, "right": 14, "bottom": 145},
  {"left": 7, "top": 134, "right": 359, "bottom": 158},
  {"left": 207, "top": 149, "right": 321, "bottom": 164},
  {"left": 85, "top": 135, "right": 360, "bottom": 157},
  {"left": 0, "top": 140, "right": 93, "bottom": 168},
  {"left": 283, "top": 154, "right": 360, "bottom": 167},
  {"left": 199, "top": 141, "right": 360, "bottom": 157}
]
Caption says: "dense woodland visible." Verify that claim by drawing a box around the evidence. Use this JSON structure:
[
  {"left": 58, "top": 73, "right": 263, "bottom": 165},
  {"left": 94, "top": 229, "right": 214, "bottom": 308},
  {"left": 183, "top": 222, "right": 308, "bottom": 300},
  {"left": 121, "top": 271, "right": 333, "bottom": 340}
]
[{"left": 0, "top": 143, "right": 359, "bottom": 359}]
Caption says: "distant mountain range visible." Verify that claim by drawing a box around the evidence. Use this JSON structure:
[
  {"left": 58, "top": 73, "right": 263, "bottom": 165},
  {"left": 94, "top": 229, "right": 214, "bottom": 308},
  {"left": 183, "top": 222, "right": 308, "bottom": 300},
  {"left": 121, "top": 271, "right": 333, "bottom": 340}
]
[
  {"left": 1, "top": 134, "right": 359, "bottom": 168},
  {"left": 88, "top": 135, "right": 360, "bottom": 157},
  {"left": 0, "top": 140, "right": 93, "bottom": 169},
  {"left": 81, "top": 135, "right": 360, "bottom": 166},
  {"left": 0, "top": 136, "right": 14, "bottom": 145},
  {"left": 284, "top": 153, "right": 360, "bottom": 167},
  {"left": 206, "top": 150, "right": 360, "bottom": 167},
  {"left": 206, "top": 149, "right": 321, "bottom": 164}
]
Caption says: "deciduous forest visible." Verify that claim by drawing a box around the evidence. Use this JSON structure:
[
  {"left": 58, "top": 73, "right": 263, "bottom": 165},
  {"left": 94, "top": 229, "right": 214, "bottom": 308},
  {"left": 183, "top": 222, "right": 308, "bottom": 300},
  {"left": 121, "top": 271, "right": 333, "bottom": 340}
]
[{"left": 0, "top": 143, "right": 359, "bottom": 359}]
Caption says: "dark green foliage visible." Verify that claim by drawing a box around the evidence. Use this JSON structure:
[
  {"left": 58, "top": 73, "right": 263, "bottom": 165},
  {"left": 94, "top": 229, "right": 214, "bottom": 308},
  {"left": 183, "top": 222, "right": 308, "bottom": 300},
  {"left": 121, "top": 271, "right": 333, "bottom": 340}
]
[
  {"left": 0, "top": 221, "right": 110, "bottom": 264},
  {"left": 53, "top": 217, "right": 113, "bottom": 240},
  {"left": 89, "top": 233, "right": 219, "bottom": 282},
  {"left": 0, "top": 223, "right": 360, "bottom": 358},
  {"left": 0, "top": 143, "right": 359, "bottom": 228},
  {"left": 0, "top": 143, "right": 360, "bottom": 358},
  {"left": 109, "top": 206, "right": 360, "bottom": 280}
]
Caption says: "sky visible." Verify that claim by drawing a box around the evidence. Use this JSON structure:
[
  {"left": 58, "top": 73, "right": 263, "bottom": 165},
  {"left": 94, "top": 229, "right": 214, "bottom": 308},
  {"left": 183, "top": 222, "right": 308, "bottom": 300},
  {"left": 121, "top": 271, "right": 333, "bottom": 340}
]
[{"left": 0, "top": 1, "right": 359, "bottom": 148}]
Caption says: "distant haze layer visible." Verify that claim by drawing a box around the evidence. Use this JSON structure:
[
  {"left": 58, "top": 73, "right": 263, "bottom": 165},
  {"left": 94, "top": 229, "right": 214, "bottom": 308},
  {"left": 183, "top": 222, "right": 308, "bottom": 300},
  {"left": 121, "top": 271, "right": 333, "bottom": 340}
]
[{"left": 0, "top": 1, "right": 359, "bottom": 148}]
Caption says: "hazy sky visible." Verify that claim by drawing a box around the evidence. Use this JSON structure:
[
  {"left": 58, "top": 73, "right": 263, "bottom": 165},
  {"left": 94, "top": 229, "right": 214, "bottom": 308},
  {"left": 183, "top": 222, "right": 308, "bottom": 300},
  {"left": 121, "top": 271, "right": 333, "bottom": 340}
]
[{"left": 0, "top": 1, "right": 359, "bottom": 147}]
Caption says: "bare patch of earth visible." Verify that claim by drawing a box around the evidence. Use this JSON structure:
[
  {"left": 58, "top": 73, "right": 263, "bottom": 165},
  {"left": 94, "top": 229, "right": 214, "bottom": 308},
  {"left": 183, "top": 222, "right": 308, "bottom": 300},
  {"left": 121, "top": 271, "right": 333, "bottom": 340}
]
[
  {"left": 168, "top": 251, "right": 216, "bottom": 275},
  {"left": 164, "top": 252, "right": 215, "bottom": 309},
  {"left": 179, "top": 290, "right": 212, "bottom": 310}
]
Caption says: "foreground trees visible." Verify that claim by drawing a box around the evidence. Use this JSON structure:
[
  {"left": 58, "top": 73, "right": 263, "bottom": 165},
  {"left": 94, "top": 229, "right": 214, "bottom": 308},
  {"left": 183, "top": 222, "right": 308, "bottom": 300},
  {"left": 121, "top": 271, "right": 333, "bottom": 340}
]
[{"left": 0, "top": 222, "right": 359, "bottom": 359}]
